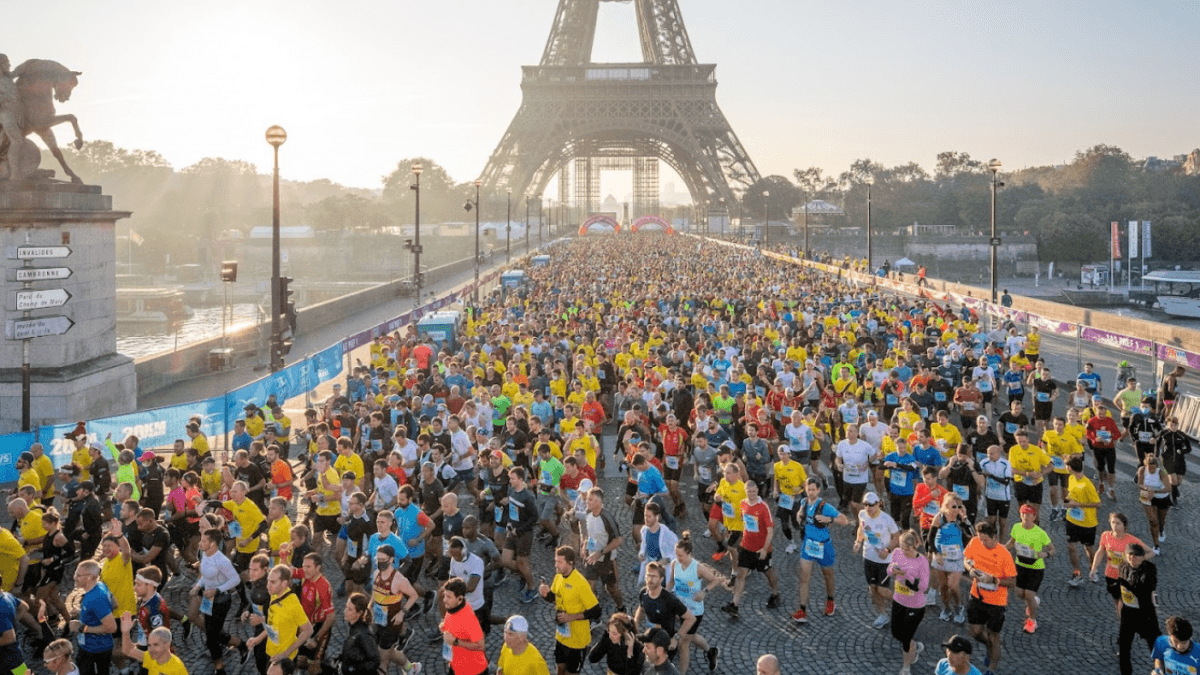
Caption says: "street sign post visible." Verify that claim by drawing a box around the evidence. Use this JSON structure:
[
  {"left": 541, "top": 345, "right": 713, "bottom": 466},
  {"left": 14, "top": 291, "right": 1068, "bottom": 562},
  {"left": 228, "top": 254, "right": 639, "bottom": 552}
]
[
  {"left": 13, "top": 289, "right": 72, "bottom": 311},
  {"left": 5, "top": 315, "right": 74, "bottom": 340},
  {"left": 14, "top": 267, "right": 72, "bottom": 281},
  {"left": 5, "top": 246, "right": 72, "bottom": 260}
]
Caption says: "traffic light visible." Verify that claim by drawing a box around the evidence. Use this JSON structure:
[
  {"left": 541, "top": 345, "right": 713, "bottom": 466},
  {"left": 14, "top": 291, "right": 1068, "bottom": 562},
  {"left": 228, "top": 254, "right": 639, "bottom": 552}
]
[
  {"left": 220, "top": 261, "right": 238, "bottom": 282},
  {"left": 270, "top": 333, "right": 292, "bottom": 371},
  {"left": 277, "top": 276, "right": 297, "bottom": 333}
]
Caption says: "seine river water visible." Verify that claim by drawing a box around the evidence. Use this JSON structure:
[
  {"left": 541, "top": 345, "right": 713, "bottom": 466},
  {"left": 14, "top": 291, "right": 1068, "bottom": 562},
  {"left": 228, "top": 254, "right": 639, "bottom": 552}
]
[{"left": 116, "top": 303, "right": 263, "bottom": 359}]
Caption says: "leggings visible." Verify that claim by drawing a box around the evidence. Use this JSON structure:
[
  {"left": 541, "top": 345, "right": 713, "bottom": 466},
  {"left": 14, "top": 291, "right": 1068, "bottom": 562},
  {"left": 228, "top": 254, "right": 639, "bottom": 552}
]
[
  {"left": 890, "top": 603, "right": 925, "bottom": 650},
  {"left": 1118, "top": 609, "right": 1160, "bottom": 675},
  {"left": 78, "top": 649, "right": 113, "bottom": 675},
  {"left": 204, "top": 592, "right": 234, "bottom": 662}
]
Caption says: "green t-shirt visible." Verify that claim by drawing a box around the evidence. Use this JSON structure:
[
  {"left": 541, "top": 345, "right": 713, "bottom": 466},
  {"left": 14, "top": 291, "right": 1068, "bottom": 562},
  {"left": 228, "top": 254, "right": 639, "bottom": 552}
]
[
  {"left": 712, "top": 395, "right": 735, "bottom": 423},
  {"left": 492, "top": 395, "right": 512, "bottom": 420},
  {"left": 117, "top": 463, "right": 141, "bottom": 502},
  {"left": 536, "top": 457, "right": 565, "bottom": 491},
  {"left": 1115, "top": 389, "right": 1142, "bottom": 416},
  {"left": 1008, "top": 523, "right": 1051, "bottom": 569}
]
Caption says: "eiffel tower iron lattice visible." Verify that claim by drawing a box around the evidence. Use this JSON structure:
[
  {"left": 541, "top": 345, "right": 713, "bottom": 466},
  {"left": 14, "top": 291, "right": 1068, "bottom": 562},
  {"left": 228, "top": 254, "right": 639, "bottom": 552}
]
[{"left": 478, "top": 0, "right": 760, "bottom": 223}]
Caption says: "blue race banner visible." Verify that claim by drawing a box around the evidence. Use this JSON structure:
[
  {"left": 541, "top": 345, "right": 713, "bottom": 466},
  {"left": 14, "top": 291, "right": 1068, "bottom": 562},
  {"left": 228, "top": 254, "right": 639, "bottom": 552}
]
[
  {"left": 0, "top": 431, "right": 34, "bottom": 482},
  {"left": 313, "top": 343, "right": 344, "bottom": 383}
]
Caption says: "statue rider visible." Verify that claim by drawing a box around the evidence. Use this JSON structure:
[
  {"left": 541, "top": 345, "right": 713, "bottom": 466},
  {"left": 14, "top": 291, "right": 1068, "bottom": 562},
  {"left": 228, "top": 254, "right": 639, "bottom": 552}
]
[{"left": 0, "top": 54, "right": 26, "bottom": 180}]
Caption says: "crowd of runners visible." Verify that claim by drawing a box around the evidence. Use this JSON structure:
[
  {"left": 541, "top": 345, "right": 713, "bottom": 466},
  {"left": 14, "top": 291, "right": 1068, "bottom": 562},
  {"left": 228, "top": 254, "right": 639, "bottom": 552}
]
[{"left": 3, "top": 235, "right": 1198, "bottom": 675}]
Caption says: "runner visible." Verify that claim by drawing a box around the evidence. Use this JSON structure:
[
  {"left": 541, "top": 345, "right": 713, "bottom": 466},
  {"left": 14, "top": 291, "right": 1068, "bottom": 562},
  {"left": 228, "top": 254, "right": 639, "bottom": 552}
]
[
  {"left": 1136, "top": 454, "right": 1173, "bottom": 555},
  {"left": 1152, "top": 616, "right": 1200, "bottom": 675},
  {"left": 853, "top": 492, "right": 899, "bottom": 629},
  {"left": 670, "top": 534, "right": 723, "bottom": 675},
  {"left": 926, "top": 494, "right": 974, "bottom": 625},
  {"left": 538, "top": 546, "right": 601, "bottom": 675},
  {"left": 1116, "top": 543, "right": 1160, "bottom": 675},
  {"left": 772, "top": 445, "right": 808, "bottom": 553},
  {"left": 1085, "top": 403, "right": 1121, "bottom": 500},
  {"left": 963, "top": 521, "right": 1016, "bottom": 675},
  {"left": 722, "top": 480, "right": 779, "bottom": 620},
  {"left": 1005, "top": 504, "right": 1052, "bottom": 634},
  {"left": 1063, "top": 457, "right": 1100, "bottom": 587},
  {"left": 792, "top": 478, "right": 850, "bottom": 623},
  {"left": 888, "top": 531, "right": 930, "bottom": 675}
]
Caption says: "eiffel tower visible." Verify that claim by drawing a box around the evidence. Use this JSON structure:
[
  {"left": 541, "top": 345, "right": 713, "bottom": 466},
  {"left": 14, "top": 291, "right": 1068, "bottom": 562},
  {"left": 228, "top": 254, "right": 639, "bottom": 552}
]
[{"left": 478, "top": 0, "right": 760, "bottom": 222}]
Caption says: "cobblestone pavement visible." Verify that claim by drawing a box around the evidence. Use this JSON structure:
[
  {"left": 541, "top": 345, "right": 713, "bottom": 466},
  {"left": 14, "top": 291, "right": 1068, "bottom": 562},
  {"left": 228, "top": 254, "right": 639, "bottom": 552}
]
[{"left": 28, "top": 421, "right": 1197, "bottom": 675}]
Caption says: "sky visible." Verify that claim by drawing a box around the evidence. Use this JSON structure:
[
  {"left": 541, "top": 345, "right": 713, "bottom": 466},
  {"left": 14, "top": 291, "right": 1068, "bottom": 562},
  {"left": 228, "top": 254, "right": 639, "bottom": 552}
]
[{"left": 6, "top": 0, "right": 1198, "bottom": 193}]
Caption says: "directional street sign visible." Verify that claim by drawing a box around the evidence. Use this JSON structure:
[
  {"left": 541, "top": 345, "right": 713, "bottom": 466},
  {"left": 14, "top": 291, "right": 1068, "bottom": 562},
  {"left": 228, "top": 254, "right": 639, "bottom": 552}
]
[
  {"left": 5, "top": 246, "right": 72, "bottom": 260},
  {"left": 989, "top": 237, "right": 1002, "bottom": 246},
  {"left": 5, "top": 315, "right": 74, "bottom": 340},
  {"left": 14, "top": 267, "right": 72, "bottom": 281},
  {"left": 13, "top": 289, "right": 72, "bottom": 311}
]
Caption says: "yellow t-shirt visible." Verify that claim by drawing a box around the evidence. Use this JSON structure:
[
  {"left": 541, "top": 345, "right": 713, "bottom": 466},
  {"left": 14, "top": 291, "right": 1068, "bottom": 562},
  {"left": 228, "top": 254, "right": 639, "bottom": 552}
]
[
  {"left": 315, "top": 468, "right": 342, "bottom": 516},
  {"left": 773, "top": 460, "right": 809, "bottom": 497},
  {"left": 33, "top": 455, "right": 55, "bottom": 498},
  {"left": 0, "top": 530, "right": 25, "bottom": 591},
  {"left": 200, "top": 469, "right": 223, "bottom": 497},
  {"left": 549, "top": 569, "right": 599, "bottom": 649},
  {"left": 18, "top": 469, "right": 41, "bottom": 495},
  {"left": 715, "top": 479, "right": 747, "bottom": 531},
  {"left": 1008, "top": 444, "right": 1050, "bottom": 485},
  {"left": 268, "top": 515, "right": 293, "bottom": 565},
  {"left": 264, "top": 591, "right": 309, "bottom": 657},
  {"left": 246, "top": 416, "right": 264, "bottom": 438},
  {"left": 142, "top": 652, "right": 188, "bottom": 675},
  {"left": 930, "top": 423, "right": 963, "bottom": 458},
  {"left": 222, "top": 499, "right": 266, "bottom": 553},
  {"left": 1041, "top": 430, "right": 1082, "bottom": 474},
  {"left": 73, "top": 445, "right": 93, "bottom": 481},
  {"left": 1066, "top": 474, "right": 1100, "bottom": 528},
  {"left": 334, "top": 453, "right": 365, "bottom": 481},
  {"left": 171, "top": 452, "right": 190, "bottom": 473},
  {"left": 567, "top": 435, "right": 598, "bottom": 471},
  {"left": 101, "top": 554, "right": 137, "bottom": 616},
  {"left": 19, "top": 508, "right": 47, "bottom": 554},
  {"left": 499, "top": 644, "right": 551, "bottom": 675},
  {"left": 191, "top": 434, "right": 210, "bottom": 457}
]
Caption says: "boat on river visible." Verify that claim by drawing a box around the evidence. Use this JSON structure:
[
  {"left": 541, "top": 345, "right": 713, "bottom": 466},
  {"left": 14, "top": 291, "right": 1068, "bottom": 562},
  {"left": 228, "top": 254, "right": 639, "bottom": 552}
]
[
  {"left": 116, "top": 288, "right": 193, "bottom": 326},
  {"left": 1141, "top": 270, "right": 1200, "bottom": 318}
]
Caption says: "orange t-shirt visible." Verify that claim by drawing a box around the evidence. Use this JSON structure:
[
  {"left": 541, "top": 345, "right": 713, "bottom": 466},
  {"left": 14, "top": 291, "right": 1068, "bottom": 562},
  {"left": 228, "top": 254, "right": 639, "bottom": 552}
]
[
  {"left": 964, "top": 537, "right": 1017, "bottom": 606},
  {"left": 271, "top": 460, "right": 294, "bottom": 500},
  {"left": 1099, "top": 531, "right": 1145, "bottom": 579},
  {"left": 913, "top": 484, "right": 949, "bottom": 531}
]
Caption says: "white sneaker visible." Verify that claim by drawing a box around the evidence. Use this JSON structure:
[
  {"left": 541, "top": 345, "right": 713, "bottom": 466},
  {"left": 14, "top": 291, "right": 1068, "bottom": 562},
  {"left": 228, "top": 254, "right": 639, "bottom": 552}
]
[
  {"left": 873, "top": 613, "right": 890, "bottom": 629},
  {"left": 785, "top": 542, "right": 798, "bottom": 554},
  {"left": 1154, "top": 547, "right": 1161, "bottom": 556},
  {"left": 914, "top": 641, "right": 925, "bottom": 661},
  {"left": 1159, "top": 532, "right": 1166, "bottom": 543},
  {"left": 939, "top": 608, "right": 952, "bottom": 622},
  {"left": 702, "top": 530, "right": 712, "bottom": 538},
  {"left": 954, "top": 606, "right": 966, "bottom": 624},
  {"left": 405, "top": 664, "right": 423, "bottom": 675},
  {"left": 925, "top": 589, "right": 939, "bottom": 607}
]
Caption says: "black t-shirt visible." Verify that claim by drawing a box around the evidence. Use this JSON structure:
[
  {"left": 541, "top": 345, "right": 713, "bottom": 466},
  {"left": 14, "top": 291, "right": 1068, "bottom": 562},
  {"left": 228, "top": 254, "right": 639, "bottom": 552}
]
[
  {"left": 90, "top": 460, "right": 112, "bottom": 495},
  {"left": 965, "top": 429, "right": 1000, "bottom": 460},
  {"left": 235, "top": 462, "right": 268, "bottom": 504},
  {"left": 344, "top": 512, "right": 373, "bottom": 558},
  {"left": 138, "top": 525, "right": 172, "bottom": 575},
  {"left": 441, "top": 510, "right": 466, "bottom": 542},
  {"left": 997, "top": 413, "right": 1029, "bottom": 446},
  {"left": 142, "top": 462, "right": 165, "bottom": 502},
  {"left": 637, "top": 588, "right": 689, "bottom": 635}
]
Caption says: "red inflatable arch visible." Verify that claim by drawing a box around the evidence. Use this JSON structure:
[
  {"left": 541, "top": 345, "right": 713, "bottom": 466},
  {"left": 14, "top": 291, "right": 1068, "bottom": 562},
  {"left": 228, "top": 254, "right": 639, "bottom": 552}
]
[
  {"left": 578, "top": 215, "right": 621, "bottom": 235},
  {"left": 630, "top": 216, "right": 674, "bottom": 234}
]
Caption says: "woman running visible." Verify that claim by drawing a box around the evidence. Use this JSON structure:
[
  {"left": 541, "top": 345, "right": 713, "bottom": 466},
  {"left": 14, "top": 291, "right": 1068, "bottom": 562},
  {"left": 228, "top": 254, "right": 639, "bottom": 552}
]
[
  {"left": 37, "top": 509, "right": 72, "bottom": 626},
  {"left": 1136, "top": 454, "right": 1172, "bottom": 555},
  {"left": 925, "top": 493, "right": 974, "bottom": 624},
  {"left": 671, "top": 533, "right": 725, "bottom": 675},
  {"left": 888, "top": 530, "right": 930, "bottom": 675},
  {"left": 338, "top": 593, "right": 382, "bottom": 675},
  {"left": 1090, "top": 512, "right": 1152, "bottom": 617},
  {"left": 587, "top": 612, "right": 646, "bottom": 675}
]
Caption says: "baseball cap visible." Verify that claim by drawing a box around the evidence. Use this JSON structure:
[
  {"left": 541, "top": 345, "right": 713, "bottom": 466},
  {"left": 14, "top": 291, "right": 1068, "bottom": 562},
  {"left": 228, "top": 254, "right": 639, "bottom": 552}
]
[
  {"left": 88, "top": 441, "right": 105, "bottom": 452},
  {"left": 863, "top": 492, "right": 881, "bottom": 505},
  {"left": 504, "top": 616, "right": 529, "bottom": 633},
  {"left": 942, "top": 635, "right": 973, "bottom": 654},
  {"left": 1019, "top": 504, "right": 1036, "bottom": 515},
  {"left": 18, "top": 452, "right": 34, "bottom": 464},
  {"left": 778, "top": 445, "right": 791, "bottom": 454},
  {"left": 141, "top": 452, "right": 157, "bottom": 462},
  {"left": 639, "top": 628, "right": 672, "bottom": 649}
]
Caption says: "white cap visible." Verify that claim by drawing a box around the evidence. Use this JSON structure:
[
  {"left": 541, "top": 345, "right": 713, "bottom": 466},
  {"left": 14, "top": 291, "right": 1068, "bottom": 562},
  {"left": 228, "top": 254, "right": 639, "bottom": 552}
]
[{"left": 505, "top": 616, "right": 529, "bottom": 633}]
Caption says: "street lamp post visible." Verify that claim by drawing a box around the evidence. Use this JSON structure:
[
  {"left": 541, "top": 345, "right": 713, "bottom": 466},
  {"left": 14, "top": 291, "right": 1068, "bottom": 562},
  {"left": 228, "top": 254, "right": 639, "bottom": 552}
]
[
  {"left": 803, "top": 196, "right": 809, "bottom": 260},
  {"left": 265, "top": 125, "right": 287, "bottom": 372},
  {"left": 506, "top": 190, "right": 512, "bottom": 264},
  {"left": 525, "top": 195, "right": 531, "bottom": 254},
  {"left": 865, "top": 176, "right": 874, "bottom": 273},
  {"left": 410, "top": 162, "right": 422, "bottom": 316},
  {"left": 762, "top": 190, "right": 770, "bottom": 246},
  {"left": 988, "top": 159, "right": 1003, "bottom": 304},
  {"left": 717, "top": 198, "right": 725, "bottom": 235}
]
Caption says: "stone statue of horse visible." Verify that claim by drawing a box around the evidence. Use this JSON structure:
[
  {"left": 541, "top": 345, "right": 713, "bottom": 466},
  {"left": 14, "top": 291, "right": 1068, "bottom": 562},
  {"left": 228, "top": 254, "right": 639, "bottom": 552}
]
[{"left": 0, "top": 59, "right": 84, "bottom": 183}]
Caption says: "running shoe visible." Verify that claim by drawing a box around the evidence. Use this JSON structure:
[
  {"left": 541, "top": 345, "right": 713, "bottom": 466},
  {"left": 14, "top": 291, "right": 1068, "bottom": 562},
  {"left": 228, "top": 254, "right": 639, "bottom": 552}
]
[
  {"left": 1024, "top": 618, "right": 1038, "bottom": 634},
  {"left": 939, "top": 608, "right": 952, "bottom": 622},
  {"left": 404, "top": 663, "right": 422, "bottom": 675},
  {"left": 785, "top": 542, "right": 797, "bottom": 554},
  {"left": 702, "top": 530, "right": 712, "bottom": 538},
  {"left": 766, "top": 594, "right": 780, "bottom": 609},
  {"left": 824, "top": 599, "right": 836, "bottom": 617},
  {"left": 720, "top": 602, "right": 739, "bottom": 615},
  {"left": 791, "top": 608, "right": 808, "bottom": 623},
  {"left": 711, "top": 551, "right": 725, "bottom": 562},
  {"left": 1068, "top": 572, "right": 1082, "bottom": 588},
  {"left": 899, "top": 668, "right": 910, "bottom": 675},
  {"left": 954, "top": 607, "right": 966, "bottom": 624},
  {"left": 422, "top": 590, "right": 436, "bottom": 614},
  {"left": 872, "top": 613, "right": 890, "bottom": 629},
  {"left": 1089, "top": 572, "right": 1099, "bottom": 583},
  {"left": 1154, "top": 547, "right": 1161, "bottom": 556},
  {"left": 914, "top": 642, "right": 924, "bottom": 661},
  {"left": 520, "top": 589, "right": 537, "bottom": 604},
  {"left": 706, "top": 646, "right": 720, "bottom": 673},
  {"left": 1159, "top": 531, "right": 1166, "bottom": 543}
]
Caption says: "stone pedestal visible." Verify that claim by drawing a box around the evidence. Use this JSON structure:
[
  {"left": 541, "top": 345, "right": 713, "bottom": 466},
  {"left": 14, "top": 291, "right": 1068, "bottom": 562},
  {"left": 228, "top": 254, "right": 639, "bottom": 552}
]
[{"left": 0, "top": 183, "right": 136, "bottom": 434}]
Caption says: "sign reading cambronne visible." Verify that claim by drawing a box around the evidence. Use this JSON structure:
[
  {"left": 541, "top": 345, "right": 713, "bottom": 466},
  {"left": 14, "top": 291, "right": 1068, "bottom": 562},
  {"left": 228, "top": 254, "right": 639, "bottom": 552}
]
[{"left": 14, "top": 267, "right": 72, "bottom": 281}]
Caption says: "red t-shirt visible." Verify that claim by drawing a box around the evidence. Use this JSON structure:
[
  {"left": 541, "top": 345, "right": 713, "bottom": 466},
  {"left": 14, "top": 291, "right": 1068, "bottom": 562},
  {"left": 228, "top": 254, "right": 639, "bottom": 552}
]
[
  {"left": 739, "top": 499, "right": 774, "bottom": 552},
  {"left": 444, "top": 602, "right": 487, "bottom": 675},
  {"left": 413, "top": 344, "right": 433, "bottom": 369},
  {"left": 272, "top": 459, "right": 294, "bottom": 500},
  {"left": 300, "top": 575, "right": 334, "bottom": 624},
  {"left": 913, "top": 484, "right": 949, "bottom": 531},
  {"left": 659, "top": 426, "right": 688, "bottom": 457}
]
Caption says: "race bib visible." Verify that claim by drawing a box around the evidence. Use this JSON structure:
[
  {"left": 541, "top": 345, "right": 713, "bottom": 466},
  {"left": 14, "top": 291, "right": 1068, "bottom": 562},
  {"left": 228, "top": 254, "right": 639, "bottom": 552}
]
[
  {"left": 373, "top": 604, "right": 388, "bottom": 626},
  {"left": 935, "top": 392, "right": 947, "bottom": 402},
  {"left": 587, "top": 536, "right": 599, "bottom": 553},
  {"left": 566, "top": 489, "right": 578, "bottom": 502},
  {"left": 443, "top": 642, "right": 454, "bottom": 661},
  {"left": 940, "top": 544, "right": 963, "bottom": 561},
  {"left": 845, "top": 461, "right": 867, "bottom": 481},
  {"left": 886, "top": 395, "right": 898, "bottom": 405},
  {"left": 744, "top": 514, "right": 759, "bottom": 533},
  {"left": 1014, "top": 543, "right": 1036, "bottom": 559},
  {"left": 347, "top": 541, "right": 358, "bottom": 558},
  {"left": 666, "top": 455, "right": 680, "bottom": 470},
  {"left": 1139, "top": 491, "right": 1153, "bottom": 506},
  {"left": 1107, "top": 551, "right": 1125, "bottom": 569},
  {"left": 1068, "top": 507, "right": 1085, "bottom": 522},
  {"left": 721, "top": 502, "right": 735, "bottom": 519},
  {"left": 698, "top": 467, "right": 712, "bottom": 482},
  {"left": 1098, "top": 430, "right": 1112, "bottom": 442},
  {"left": 1005, "top": 423, "right": 1018, "bottom": 434},
  {"left": 893, "top": 578, "right": 915, "bottom": 596},
  {"left": 556, "top": 622, "right": 571, "bottom": 638},
  {"left": 1037, "top": 392, "right": 1050, "bottom": 403},
  {"left": 200, "top": 596, "right": 214, "bottom": 616},
  {"left": 778, "top": 493, "right": 794, "bottom": 510},
  {"left": 978, "top": 381, "right": 992, "bottom": 392},
  {"left": 864, "top": 529, "right": 882, "bottom": 547},
  {"left": 494, "top": 506, "right": 503, "bottom": 522},
  {"left": 803, "top": 539, "right": 825, "bottom": 559},
  {"left": 952, "top": 484, "right": 970, "bottom": 501},
  {"left": 920, "top": 407, "right": 929, "bottom": 418},
  {"left": 509, "top": 502, "right": 520, "bottom": 521},
  {"left": 890, "top": 471, "right": 908, "bottom": 490},
  {"left": 923, "top": 500, "right": 940, "bottom": 516},
  {"left": 443, "top": 539, "right": 450, "bottom": 556},
  {"left": 1138, "top": 432, "right": 1153, "bottom": 443},
  {"left": 1051, "top": 455, "right": 1065, "bottom": 470},
  {"left": 962, "top": 402, "right": 976, "bottom": 411},
  {"left": 265, "top": 625, "right": 280, "bottom": 644},
  {"left": 1121, "top": 586, "right": 1139, "bottom": 609},
  {"left": 227, "top": 521, "right": 243, "bottom": 539},
  {"left": 542, "top": 470, "right": 552, "bottom": 484}
]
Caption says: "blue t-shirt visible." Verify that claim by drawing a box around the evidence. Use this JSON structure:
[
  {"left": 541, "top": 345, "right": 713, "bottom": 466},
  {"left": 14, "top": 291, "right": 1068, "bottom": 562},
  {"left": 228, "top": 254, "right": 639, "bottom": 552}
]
[
  {"left": 644, "top": 528, "right": 662, "bottom": 561},
  {"left": 1151, "top": 635, "right": 1200, "bottom": 674},
  {"left": 0, "top": 592, "right": 21, "bottom": 665},
  {"left": 1077, "top": 372, "right": 1101, "bottom": 392},
  {"left": 802, "top": 499, "right": 840, "bottom": 544},
  {"left": 368, "top": 532, "right": 409, "bottom": 571},
  {"left": 913, "top": 444, "right": 944, "bottom": 470},
  {"left": 883, "top": 452, "right": 919, "bottom": 496},
  {"left": 394, "top": 503, "right": 427, "bottom": 557},
  {"left": 637, "top": 466, "right": 668, "bottom": 497},
  {"left": 935, "top": 659, "right": 982, "bottom": 675},
  {"left": 232, "top": 431, "right": 253, "bottom": 453},
  {"left": 530, "top": 401, "right": 554, "bottom": 424},
  {"left": 1003, "top": 370, "right": 1024, "bottom": 394},
  {"left": 934, "top": 521, "right": 966, "bottom": 555},
  {"left": 79, "top": 582, "right": 116, "bottom": 653}
]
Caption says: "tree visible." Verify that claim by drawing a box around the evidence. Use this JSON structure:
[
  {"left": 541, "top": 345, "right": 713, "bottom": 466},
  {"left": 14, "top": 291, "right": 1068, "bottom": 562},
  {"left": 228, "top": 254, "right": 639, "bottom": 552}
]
[
  {"left": 742, "top": 175, "right": 803, "bottom": 221},
  {"left": 935, "top": 151, "right": 984, "bottom": 181}
]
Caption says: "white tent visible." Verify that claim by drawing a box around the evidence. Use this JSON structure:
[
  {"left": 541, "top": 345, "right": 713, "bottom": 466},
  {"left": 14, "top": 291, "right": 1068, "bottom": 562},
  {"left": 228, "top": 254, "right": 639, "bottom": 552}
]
[{"left": 893, "top": 257, "right": 917, "bottom": 268}]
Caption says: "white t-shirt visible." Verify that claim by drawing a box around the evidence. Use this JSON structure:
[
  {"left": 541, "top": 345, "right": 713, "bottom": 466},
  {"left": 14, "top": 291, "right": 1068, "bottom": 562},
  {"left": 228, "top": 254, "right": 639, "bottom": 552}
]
[
  {"left": 858, "top": 422, "right": 888, "bottom": 451},
  {"left": 449, "top": 430, "right": 475, "bottom": 471},
  {"left": 858, "top": 509, "right": 899, "bottom": 564},
  {"left": 784, "top": 423, "right": 812, "bottom": 453},
  {"left": 449, "top": 552, "right": 486, "bottom": 610},
  {"left": 396, "top": 439, "right": 420, "bottom": 469},
  {"left": 836, "top": 439, "right": 874, "bottom": 485}
]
